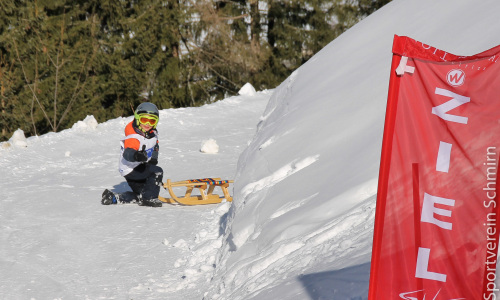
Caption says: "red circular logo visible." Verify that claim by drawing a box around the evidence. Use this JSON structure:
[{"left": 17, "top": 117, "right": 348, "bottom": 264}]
[{"left": 446, "top": 69, "right": 466, "bottom": 87}]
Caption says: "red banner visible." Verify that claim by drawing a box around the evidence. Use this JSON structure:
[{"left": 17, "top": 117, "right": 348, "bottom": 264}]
[{"left": 369, "top": 35, "right": 500, "bottom": 299}]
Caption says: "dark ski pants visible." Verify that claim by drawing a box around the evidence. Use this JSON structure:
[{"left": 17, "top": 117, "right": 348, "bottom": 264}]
[{"left": 125, "top": 164, "right": 163, "bottom": 201}]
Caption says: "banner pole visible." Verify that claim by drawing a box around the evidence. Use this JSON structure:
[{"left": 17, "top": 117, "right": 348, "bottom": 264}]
[{"left": 368, "top": 50, "right": 403, "bottom": 299}]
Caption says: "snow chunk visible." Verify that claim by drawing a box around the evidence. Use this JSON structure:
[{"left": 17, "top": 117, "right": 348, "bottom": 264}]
[
  {"left": 9, "top": 129, "right": 28, "bottom": 148},
  {"left": 72, "top": 115, "right": 98, "bottom": 131},
  {"left": 214, "top": 202, "right": 231, "bottom": 215},
  {"left": 238, "top": 83, "right": 257, "bottom": 96},
  {"left": 173, "top": 239, "right": 189, "bottom": 249},
  {"left": 231, "top": 224, "right": 255, "bottom": 249},
  {"left": 200, "top": 138, "right": 219, "bottom": 154}
]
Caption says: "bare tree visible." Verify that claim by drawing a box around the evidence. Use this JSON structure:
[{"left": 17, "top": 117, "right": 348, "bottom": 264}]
[{"left": 12, "top": 10, "right": 97, "bottom": 133}]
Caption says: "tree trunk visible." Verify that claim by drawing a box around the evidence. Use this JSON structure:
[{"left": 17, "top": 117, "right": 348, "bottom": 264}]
[{"left": 250, "top": 0, "right": 260, "bottom": 48}]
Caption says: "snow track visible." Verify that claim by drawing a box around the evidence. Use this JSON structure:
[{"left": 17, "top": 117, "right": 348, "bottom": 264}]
[{"left": 0, "top": 91, "right": 271, "bottom": 299}]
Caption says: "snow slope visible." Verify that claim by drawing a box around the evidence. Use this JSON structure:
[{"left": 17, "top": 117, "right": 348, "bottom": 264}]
[
  {"left": 204, "top": 0, "right": 500, "bottom": 299},
  {"left": 2, "top": 0, "right": 500, "bottom": 299},
  {"left": 0, "top": 90, "right": 271, "bottom": 299}
]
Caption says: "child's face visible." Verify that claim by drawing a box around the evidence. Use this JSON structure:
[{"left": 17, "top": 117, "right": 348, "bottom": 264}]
[{"left": 140, "top": 123, "right": 153, "bottom": 131}]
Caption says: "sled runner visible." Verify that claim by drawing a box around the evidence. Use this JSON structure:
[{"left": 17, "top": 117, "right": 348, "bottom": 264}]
[{"left": 159, "top": 178, "right": 234, "bottom": 205}]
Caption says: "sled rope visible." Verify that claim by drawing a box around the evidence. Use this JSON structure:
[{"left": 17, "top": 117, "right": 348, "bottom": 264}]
[{"left": 187, "top": 178, "right": 231, "bottom": 185}]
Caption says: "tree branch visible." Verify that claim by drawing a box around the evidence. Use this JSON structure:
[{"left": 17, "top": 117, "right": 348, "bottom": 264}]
[{"left": 12, "top": 38, "right": 54, "bottom": 130}]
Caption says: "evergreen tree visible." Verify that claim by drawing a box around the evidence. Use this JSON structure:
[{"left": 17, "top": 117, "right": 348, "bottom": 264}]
[
  {"left": 332, "top": 0, "right": 392, "bottom": 36},
  {"left": 0, "top": 0, "right": 391, "bottom": 141},
  {"left": 123, "top": 0, "right": 185, "bottom": 109},
  {"left": 183, "top": 0, "right": 346, "bottom": 98},
  {"left": 77, "top": 0, "right": 136, "bottom": 119},
  {"left": 2, "top": 0, "right": 101, "bottom": 135},
  {"left": 182, "top": 0, "right": 271, "bottom": 100},
  {"left": 0, "top": 0, "right": 22, "bottom": 140}
]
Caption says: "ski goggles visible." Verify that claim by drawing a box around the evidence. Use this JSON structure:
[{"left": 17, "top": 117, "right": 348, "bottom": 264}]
[{"left": 137, "top": 114, "right": 158, "bottom": 126}]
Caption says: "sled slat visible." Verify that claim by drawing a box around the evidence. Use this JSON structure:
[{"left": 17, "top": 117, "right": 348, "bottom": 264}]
[{"left": 160, "top": 178, "right": 233, "bottom": 205}]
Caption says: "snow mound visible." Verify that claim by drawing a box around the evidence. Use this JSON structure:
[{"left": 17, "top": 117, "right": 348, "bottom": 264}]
[
  {"left": 206, "top": 0, "right": 500, "bottom": 299},
  {"left": 200, "top": 138, "right": 219, "bottom": 154},
  {"left": 9, "top": 129, "right": 28, "bottom": 148},
  {"left": 71, "top": 115, "right": 98, "bottom": 131},
  {"left": 238, "top": 83, "right": 257, "bottom": 97}
]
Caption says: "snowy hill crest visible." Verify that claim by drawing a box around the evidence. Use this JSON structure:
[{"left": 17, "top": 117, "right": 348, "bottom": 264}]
[{"left": 205, "top": 0, "right": 500, "bottom": 299}]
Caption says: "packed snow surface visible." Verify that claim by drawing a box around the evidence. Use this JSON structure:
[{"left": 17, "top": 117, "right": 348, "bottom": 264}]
[
  {"left": 0, "top": 90, "right": 271, "bottom": 299},
  {"left": 2, "top": 0, "right": 500, "bottom": 299}
]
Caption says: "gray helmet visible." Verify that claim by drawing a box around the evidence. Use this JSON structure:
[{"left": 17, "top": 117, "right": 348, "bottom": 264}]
[
  {"left": 134, "top": 102, "right": 159, "bottom": 129},
  {"left": 135, "top": 102, "right": 159, "bottom": 117}
]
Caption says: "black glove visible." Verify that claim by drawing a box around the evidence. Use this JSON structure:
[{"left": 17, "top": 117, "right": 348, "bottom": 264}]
[
  {"left": 149, "top": 144, "right": 159, "bottom": 165},
  {"left": 134, "top": 145, "right": 148, "bottom": 162}
]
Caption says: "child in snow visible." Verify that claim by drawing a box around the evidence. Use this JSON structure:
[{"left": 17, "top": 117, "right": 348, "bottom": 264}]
[{"left": 102, "top": 102, "right": 164, "bottom": 207}]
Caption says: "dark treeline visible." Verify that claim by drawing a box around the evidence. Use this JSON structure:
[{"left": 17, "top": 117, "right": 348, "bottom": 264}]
[{"left": 0, "top": 0, "right": 390, "bottom": 141}]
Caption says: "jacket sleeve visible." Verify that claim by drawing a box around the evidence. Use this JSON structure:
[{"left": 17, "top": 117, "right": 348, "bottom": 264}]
[
  {"left": 123, "top": 122, "right": 140, "bottom": 150},
  {"left": 122, "top": 122, "right": 141, "bottom": 162}
]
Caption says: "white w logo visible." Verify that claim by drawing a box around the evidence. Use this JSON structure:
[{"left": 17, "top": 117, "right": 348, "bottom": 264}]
[{"left": 446, "top": 69, "right": 465, "bottom": 87}]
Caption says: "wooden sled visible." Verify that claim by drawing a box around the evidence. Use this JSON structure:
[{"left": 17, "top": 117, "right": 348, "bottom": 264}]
[{"left": 159, "top": 178, "right": 234, "bottom": 205}]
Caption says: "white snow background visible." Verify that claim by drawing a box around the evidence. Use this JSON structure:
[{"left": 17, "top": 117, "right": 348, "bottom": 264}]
[{"left": 2, "top": 0, "right": 500, "bottom": 299}]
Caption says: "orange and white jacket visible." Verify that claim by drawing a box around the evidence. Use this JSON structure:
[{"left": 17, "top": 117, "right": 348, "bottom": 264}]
[{"left": 118, "top": 121, "right": 159, "bottom": 177}]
